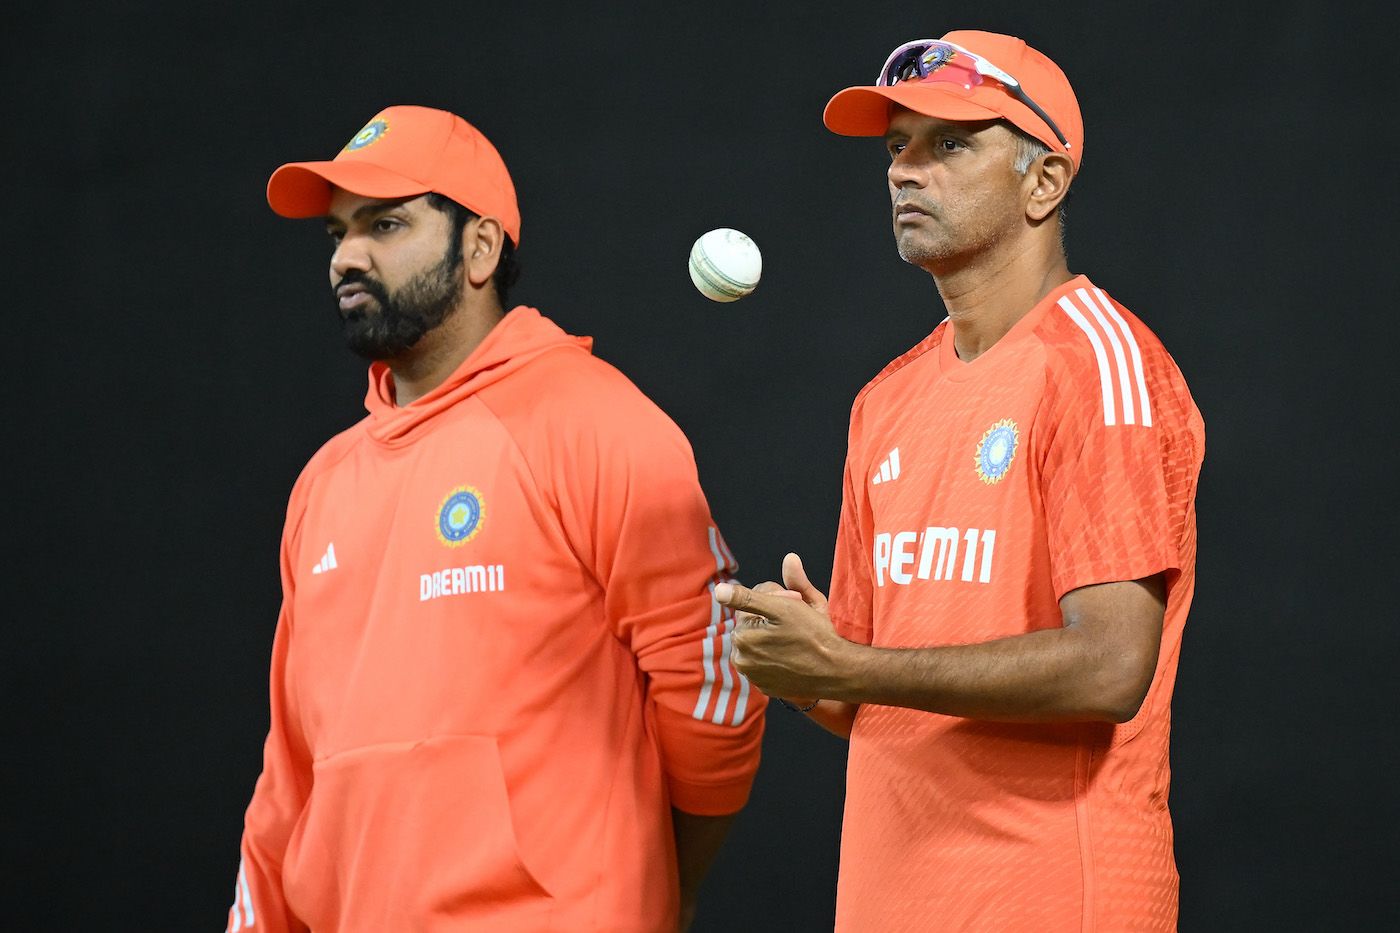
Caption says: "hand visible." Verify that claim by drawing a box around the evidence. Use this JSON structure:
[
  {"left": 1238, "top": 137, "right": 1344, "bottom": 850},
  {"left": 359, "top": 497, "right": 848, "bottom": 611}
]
[
  {"left": 738, "top": 580, "right": 818, "bottom": 708},
  {"left": 714, "top": 554, "right": 846, "bottom": 702}
]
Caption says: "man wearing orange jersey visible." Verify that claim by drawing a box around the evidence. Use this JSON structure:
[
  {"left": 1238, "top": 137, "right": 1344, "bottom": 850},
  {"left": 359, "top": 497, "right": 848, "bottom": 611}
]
[
  {"left": 716, "top": 31, "right": 1203, "bottom": 931},
  {"left": 225, "top": 106, "right": 765, "bottom": 932}
]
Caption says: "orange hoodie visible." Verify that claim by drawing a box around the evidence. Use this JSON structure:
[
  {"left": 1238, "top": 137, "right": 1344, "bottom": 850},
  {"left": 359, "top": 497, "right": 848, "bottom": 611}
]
[{"left": 228, "top": 307, "right": 764, "bottom": 932}]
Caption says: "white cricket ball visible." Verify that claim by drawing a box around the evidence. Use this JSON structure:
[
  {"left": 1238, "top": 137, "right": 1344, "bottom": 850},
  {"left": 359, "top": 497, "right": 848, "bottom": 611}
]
[{"left": 688, "top": 228, "right": 762, "bottom": 302}]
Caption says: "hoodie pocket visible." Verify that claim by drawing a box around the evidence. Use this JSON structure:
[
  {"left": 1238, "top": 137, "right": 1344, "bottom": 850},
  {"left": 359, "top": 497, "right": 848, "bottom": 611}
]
[{"left": 284, "top": 734, "right": 552, "bottom": 931}]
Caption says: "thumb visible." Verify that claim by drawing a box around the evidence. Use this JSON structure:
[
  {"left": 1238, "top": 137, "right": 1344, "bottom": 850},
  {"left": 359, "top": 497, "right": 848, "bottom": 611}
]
[{"left": 781, "top": 553, "right": 828, "bottom": 611}]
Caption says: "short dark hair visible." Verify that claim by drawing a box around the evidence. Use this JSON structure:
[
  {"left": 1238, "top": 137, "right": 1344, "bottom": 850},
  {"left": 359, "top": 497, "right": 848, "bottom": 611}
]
[{"left": 425, "top": 192, "right": 520, "bottom": 308}]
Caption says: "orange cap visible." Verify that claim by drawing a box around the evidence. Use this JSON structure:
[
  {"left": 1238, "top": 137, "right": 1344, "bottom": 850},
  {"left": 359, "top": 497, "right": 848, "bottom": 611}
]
[
  {"left": 823, "top": 30, "right": 1084, "bottom": 169},
  {"left": 267, "top": 105, "right": 521, "bottom": 244}
]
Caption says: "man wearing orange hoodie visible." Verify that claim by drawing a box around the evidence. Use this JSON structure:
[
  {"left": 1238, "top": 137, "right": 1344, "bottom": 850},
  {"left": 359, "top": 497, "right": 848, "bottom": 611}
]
[{"left": 225, "top": 106, "right": 765, "bottom": 933}]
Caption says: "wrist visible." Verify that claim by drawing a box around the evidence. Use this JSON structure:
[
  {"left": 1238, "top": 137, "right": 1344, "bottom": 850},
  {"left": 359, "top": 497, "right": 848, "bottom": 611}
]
[{"left": 819, "top": 638, "right": 866, "bottom": 704}]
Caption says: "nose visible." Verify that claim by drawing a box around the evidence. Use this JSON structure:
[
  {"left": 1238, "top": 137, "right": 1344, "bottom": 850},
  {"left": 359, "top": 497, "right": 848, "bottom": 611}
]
[
  {"left": 887, "top": 149, "right": 928, "bottom": 192},
  {"left": 330, "top": 233, "right": 371, "bottom": 283}
]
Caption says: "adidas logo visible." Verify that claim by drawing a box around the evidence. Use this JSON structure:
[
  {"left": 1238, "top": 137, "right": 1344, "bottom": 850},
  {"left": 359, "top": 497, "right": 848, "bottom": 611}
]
[
  {"left": 871, "top": 447, "right": 901, "bottom": 485},
  {"left": 311, "top": 543, "right": 338, "bottom": 575}
]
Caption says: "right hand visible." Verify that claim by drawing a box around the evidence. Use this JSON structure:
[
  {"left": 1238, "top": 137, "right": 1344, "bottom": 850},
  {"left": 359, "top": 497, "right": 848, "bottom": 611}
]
[{"left": 730, "top": 554, "right": 831, "bottom": 709}]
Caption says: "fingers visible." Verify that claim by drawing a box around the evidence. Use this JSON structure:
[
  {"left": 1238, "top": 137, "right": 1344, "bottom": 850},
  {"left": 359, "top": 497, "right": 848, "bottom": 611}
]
[
  {"left": 735, "top": 610, "right": 766, "bottom": 631},
  {"left": 712, "top": 581, "right": 753, "bottom": 613},
  {"left": 714, "top": 581, "right": 792, "bottom": 622},
  {"left": 781, "top": 553, "right": 829, "bottom": 611}
]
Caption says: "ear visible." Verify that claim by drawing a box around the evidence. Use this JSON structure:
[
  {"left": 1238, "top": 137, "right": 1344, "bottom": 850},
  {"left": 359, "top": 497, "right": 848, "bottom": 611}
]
[
  {"left": 1024, "top": 151, "right": 1074, "bottom": 222},
  {"left": 463, "top": 216, "right": 506, "bottom": 289}
]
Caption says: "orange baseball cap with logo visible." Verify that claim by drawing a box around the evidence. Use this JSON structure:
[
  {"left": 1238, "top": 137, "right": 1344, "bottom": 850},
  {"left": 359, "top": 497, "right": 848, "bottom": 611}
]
[
  {"left": 267, "top": 105, "right": 522, "bottom": 244},
  {"left": 823, "top": 30, "right": 1084, "bottom": 169}
]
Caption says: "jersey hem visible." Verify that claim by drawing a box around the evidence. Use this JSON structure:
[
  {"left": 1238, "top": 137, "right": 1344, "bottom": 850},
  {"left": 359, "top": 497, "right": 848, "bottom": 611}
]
[
  {"left": 666, "top": 775, "right": 756, "bottom": 816},
  {"left": 1052, "top": 553, "right": 1180, "bottom": 605}
]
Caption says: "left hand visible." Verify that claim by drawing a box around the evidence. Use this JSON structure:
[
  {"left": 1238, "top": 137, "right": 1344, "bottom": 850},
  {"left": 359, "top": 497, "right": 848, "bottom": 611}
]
[{"left": 714, "top": 553, "right": 848, "bottom": 700}]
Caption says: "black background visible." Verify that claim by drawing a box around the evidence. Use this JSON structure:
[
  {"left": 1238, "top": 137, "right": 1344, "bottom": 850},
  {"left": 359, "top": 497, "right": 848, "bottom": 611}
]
[{"left": 9, "top": 1, "right": 1398, "bottom": 929}]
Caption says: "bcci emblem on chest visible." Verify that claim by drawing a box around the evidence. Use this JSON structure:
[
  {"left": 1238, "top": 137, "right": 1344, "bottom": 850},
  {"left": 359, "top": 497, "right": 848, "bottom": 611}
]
[
  {"left": 975, "top": 420, "right": 1020, "bottom": 485},
  {"left": 437, "top": 486, "right": 485, "bottom": 547}
]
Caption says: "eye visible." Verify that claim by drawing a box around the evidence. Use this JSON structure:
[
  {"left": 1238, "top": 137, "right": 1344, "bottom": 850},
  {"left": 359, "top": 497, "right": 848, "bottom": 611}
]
[
  {"left": 326, "top": 229, "right": 344, "bottom": 246},
  {"left": 939, "top": 137, "right": 966, "bottom": 153},
  {"left": 373, "top": 217, "right": 402, "bottom": 234},
  {"left": 886, "top": 141, "right": 907, "bottom": 159}
]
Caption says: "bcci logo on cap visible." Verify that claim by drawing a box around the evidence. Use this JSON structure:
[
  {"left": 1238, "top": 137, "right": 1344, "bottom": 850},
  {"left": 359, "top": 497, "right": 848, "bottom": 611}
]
[
  {"left": 344, "top": 117, "right": 389, "bottom": 152},
  {"left": 437, "top": 486, "right": 485, "bottom": 547},
  {"left": 974, "top": 419, "right": 1019, "bottom": 485},
  {"left": 919, "top": 45, "right": 956, "bottom": 73}
]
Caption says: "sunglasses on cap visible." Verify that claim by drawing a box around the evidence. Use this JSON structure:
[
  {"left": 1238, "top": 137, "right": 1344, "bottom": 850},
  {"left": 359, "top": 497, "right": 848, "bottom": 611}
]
[{"left": 877, "top": 39, "right": 1072, "bottom": 152}]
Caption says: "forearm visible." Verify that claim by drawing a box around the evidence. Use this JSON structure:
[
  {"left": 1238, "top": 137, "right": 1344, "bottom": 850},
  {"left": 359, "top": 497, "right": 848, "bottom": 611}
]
[
  {"left": 823, "top": 624, "right": 1147, "bottom": 723},
  {"left": 725, "top": 564, "right": 1161, "bottom": 728},
  {"left": 671, "top": 809, "right": 737, "bottom": 930}
]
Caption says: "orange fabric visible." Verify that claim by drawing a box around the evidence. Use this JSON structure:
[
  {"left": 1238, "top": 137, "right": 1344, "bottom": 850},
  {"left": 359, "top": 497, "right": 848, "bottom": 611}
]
[
  {"left": 823, "top": 30, "right": 1084, "bottom": 168},
  {"left": 828, "top": 275, "right": 1203, "bottom": 931},
  {"left": 229, "top": 307, "right": 763, "bottom": 932},
  {"left": 266, "top": 105, "right": 522, "bottom": 244}
]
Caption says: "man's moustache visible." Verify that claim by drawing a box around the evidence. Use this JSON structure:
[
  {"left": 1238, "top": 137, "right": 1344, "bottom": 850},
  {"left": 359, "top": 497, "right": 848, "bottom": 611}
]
[
  {"left": 893, "top": 194, "right": 939, "bottom": 216},
  {"left": 335, "top": 274, "right": 390, "bottom": 305}
]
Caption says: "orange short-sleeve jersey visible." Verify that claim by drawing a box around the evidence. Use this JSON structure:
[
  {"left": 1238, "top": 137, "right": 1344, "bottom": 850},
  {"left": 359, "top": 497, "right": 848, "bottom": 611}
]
[{"left": 828, "top": 275, "right": 1204, "bottom": 932}]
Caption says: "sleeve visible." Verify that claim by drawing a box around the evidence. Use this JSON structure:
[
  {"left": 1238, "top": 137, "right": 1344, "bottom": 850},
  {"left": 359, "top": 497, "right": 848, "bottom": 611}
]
[
  {"left": 1040, "top": 345, "right": 1201, "bottom": 600},
  {"left": 553, "top": 381, "right": 766, "bottom": 817},
  {"left": 829, "top": 451, "right": 875, "bottom": 646},
  {"left": 226, "top": 498, "right": 313, "bottom": 932}
]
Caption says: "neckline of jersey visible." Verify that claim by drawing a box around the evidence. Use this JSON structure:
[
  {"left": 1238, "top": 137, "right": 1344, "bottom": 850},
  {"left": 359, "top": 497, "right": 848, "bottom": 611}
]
[{"left": 936, "top": 274, "right": 1091, "bottom": 383}]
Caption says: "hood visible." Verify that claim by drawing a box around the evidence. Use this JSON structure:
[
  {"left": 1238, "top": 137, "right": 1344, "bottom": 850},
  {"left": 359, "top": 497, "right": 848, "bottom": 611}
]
[{"left": 362, "top": 306, "right": 592, "bottom": 446}]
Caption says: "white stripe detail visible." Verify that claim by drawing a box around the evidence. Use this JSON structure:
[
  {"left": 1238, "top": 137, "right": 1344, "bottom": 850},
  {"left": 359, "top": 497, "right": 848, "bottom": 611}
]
[
  {"left": 879, "top": 461, "right": 891, "bottom": 482},
  {"left": 706, "top": 526, "right": 726, "bottom": 574},
  {"left": 1093, "top": 288, "right": 1152, "bottom": 427},
  {"left": 692, "top": 585, "right": 720, "bottom": 721},
  {"left": 239, "top": 861, "right": 255, "bottom": 926},
  {"left": 694, "top": 527, "right": 729, "bottom": 721},
  {"left": 325, "top": 542, "right": 337, "bottom": 570},
  {"left": 715, "top": 531, "right": 737, "bottom": 573},
  {"left": 888, "top": 447, "right": 901, "bottom": 480},
  {"left": 1076, "top": 288, "right": 1135, "bottom": 425},
  {"left": 1057, "top": 295, "right": 1117, "bottom": 426},
  {"left": 228, "top": 857, "right": 254, "bottom": 931},
  {"left": 694, "top": 526, "right": 749, "bottom": 725},
  {"left": 711, "top": 608, "right": 737, "bottom": 724},
  {"left": 730, "top": 657, "right": 751, "bottom": 725}
]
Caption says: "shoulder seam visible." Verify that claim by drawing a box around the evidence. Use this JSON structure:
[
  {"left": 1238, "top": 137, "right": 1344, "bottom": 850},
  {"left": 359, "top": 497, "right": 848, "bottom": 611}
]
[
  {"left": 290, "top": 423, "right": 371, "bottom": 519},
  {"left": 474, "top": 380, "right": 604, "bottom": 590},
  {"left": 854, "top": 321, "right": 947, "bottom": 410}
]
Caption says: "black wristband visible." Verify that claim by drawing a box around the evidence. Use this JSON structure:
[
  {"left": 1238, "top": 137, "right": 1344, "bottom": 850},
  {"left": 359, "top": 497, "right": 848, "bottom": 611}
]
[{"left": 779, "top": 697, "right": 819, "bottom": 713}]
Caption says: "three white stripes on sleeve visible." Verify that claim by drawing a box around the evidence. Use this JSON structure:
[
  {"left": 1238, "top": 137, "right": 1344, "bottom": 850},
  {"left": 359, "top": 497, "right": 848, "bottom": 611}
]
[
  {"left": 1057, "top": 287, "right": 1153, "bottom": 427},
  {"left": 693, "top": 526, "right": 751, "bottom": 726}
]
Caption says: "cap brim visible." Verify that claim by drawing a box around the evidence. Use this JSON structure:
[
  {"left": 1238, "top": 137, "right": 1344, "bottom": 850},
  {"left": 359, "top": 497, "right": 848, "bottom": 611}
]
[
  {"left": 823, "top": 85, "right": 1005, "bottom": 136},
  {"left": 266, "top": 160, "right": 433, "bottom": 218}
]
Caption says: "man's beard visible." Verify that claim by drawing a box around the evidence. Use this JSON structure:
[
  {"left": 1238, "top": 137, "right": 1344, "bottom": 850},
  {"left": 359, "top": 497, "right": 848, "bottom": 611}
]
[{"left": 334, "top": 247, "right": 463, "bottom": 361}]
